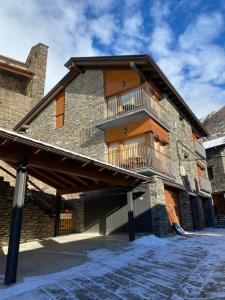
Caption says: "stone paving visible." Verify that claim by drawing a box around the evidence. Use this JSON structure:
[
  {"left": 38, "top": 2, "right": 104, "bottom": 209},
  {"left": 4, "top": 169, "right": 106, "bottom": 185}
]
[{"left": 1, "top": 229, "right": 225, "bottom": 299}]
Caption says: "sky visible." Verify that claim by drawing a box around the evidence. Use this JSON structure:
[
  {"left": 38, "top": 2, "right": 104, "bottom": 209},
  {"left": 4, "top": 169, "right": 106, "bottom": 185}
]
[{"left": 1, "top": 0, "right": 225, "bottom": 118}]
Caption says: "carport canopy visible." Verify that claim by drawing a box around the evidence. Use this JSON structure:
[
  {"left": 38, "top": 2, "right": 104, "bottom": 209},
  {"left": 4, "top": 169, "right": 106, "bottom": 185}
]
[
  {"left": 0, "top": 128, "right": 151, "bottom": 285},
  {"left": 0, "top": 128, "right": 150, "bottom": 193}
]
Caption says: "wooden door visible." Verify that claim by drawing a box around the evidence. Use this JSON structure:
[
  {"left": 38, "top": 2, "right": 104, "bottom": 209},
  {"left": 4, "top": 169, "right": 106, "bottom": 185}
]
[
  {"left": 59, "top": 210, "right": 75, "bottom": 232},
  {"left": 164, "top": 188, "right": 182, "bottom": 232}
]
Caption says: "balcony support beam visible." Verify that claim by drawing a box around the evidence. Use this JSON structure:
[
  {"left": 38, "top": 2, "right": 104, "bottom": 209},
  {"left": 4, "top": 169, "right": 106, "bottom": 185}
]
[{"left": 130, "top": 62, "right": 147, "bottom": 82}]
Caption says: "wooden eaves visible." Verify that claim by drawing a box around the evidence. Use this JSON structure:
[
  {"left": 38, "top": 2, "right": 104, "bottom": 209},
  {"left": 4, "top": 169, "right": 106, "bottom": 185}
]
[
  {"left": 0, "top": 61, "right": 34, "bottom": 79},
  {"left": 0, "top": 128, "right": 151, "bottom": 194},
  {"left": 13, "top": 54, "right": 209, "bottom": 138}
]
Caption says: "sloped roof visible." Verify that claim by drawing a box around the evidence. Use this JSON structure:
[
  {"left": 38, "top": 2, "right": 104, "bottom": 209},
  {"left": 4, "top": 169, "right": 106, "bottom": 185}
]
[
  {"left": 203, "top": 106, "right": 225, "bottom": 141},
  {"left": 14, "top": 54, "right": 208, "bottom": 137},
  {"left": 203, "top": 135, "right": 225, "bottom": 150}
]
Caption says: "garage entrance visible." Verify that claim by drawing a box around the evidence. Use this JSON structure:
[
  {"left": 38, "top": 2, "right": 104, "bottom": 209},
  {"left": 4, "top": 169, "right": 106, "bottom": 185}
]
[
  {"left": 164, "top": 187, "right": 182, "bottom": 232},
  {"left": 84, "top": 187, "right": 152, "bottom": 234}
]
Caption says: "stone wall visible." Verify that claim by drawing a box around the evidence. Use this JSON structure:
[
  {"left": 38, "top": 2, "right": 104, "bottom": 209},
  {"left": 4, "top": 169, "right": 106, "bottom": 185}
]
[
  {"left": 26, "top": 43, "right": 48, "bottom": 107},
  {"left": 207, "top": 147, "right": 225, "bottom": 193},
  {"left": 0, "top": 88, "right": 32, "bottom": 129},
  {"left": 27, "top": 70, "right": 107, "bottom": 232},
  {"left": 161, "top": 96, "right": 201, "bottom": 191},
  {"left": 28, "top": 70, "right": 106, "bottom": 160},
  {"left": 0, "top": 178, "right": 54, "bottom": 246},
  {"left": 0, "top": 43, "right": 48, "bottom": 129},
  {"left": 148, "top": 179, "right": 168, "bottom": 236}
]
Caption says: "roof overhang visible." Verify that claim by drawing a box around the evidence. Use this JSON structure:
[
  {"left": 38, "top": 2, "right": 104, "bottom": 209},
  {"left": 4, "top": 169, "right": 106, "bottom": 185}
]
[
  {"left": 65, "top": 55, "right": 208, "bottom": 138},
  {"left": 0, "top": 128, "right": 151, "bottom": 194},
  {"left": 14, "top": 54, "right": 208, "bottom": 138},
  {"left": 203, "top": 135, "right": 225, "bottom": 150}
]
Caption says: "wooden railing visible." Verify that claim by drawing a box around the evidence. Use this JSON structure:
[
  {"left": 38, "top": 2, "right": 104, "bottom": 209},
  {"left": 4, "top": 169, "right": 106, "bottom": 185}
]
[
  {"left": 108, "top": 144, "right": 174, "bottom": 176},
  {"left": 198, "top": 176, "right": 212, "bottom": 193},
  {"left": 194, "top": 140, "right": 206, "bottom": 158},
  {"left": 93, "top": 87, "right": 170, "bottom": 128}
]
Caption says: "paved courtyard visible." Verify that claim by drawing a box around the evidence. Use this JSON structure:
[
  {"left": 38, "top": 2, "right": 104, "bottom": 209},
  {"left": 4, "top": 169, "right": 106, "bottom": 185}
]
[{"left": 1, "top": 229, "right": 225, "bottom": 299}]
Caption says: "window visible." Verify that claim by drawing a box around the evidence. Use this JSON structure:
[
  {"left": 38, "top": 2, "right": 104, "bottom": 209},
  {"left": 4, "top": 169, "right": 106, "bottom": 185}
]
[
  {"left": 207, "top": 167, "right": 214, "bottom": 180},
  {"left": 154, "top": 137, "right": 165, "bottom": 158},
  {"left": 55, "top": 91, "right": 65, "bottom": 128},
  {"left": 197, "top": 164, "right": 206, "bottom": 178}
]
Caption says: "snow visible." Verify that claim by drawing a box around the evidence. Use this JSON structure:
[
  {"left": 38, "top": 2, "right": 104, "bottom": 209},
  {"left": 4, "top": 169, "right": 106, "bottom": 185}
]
[
  {"left": 203, "top": 135, "right": 225, "bottom": 149},
  {"left": 0, "top": 127, "right": 149, "bottom": 181},
  {"left": 1, "top": 229, "right": 225, "bottom": 299},
  {"left": 132, "top": 234, "right": 169, "bottom": 247}
]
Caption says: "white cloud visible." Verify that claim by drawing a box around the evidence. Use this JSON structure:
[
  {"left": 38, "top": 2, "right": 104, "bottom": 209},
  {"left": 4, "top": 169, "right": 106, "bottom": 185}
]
[
  {"left": 90, "top": 14, "right": 118, "bottom": 45},
  {"left": 0, "top": 0, "right": 109, "bottom": 91},
  {"left": 149, "top": 25, "right": 173, "bottom": 57},
  {"left": 149, "top": 0, "right": 172, "bottom": 23},
  {"left": 0, "top": 0, "right": 224, "bottom": 119},
  {"left": 179, "top": 13, "right": 224, "bottom": 50},
  {"left": 149, "top": 8, "right": 225, "bottom": 118}
]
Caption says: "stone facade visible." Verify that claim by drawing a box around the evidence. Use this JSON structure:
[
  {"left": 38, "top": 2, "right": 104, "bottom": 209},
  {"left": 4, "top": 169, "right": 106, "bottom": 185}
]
[
  {"left": 0, "top": 43, "right": 48, "bottom": 129},
  {"left": 21, "top": 68, "right": 214, "bottom": 236},
  {"left": 28, "top": 70, "right": 107, "bottom": 160},
  {"left": 206, "top": 147, "right": 225, "bottom": 194},
  {"left": 0, "top": 177, "right": 54, "bottom": 246}
]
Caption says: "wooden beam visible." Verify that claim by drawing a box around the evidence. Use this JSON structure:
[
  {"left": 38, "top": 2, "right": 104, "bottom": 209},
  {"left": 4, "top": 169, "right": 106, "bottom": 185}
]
[
  {"left": 29, "top": 160, "right": 136, "bottom": 187},
  {"left": 59, "top": 183, "right": 114, "bottom": 194},
  {"left": 70, "top": 175, "right": 88, "bottom": 186},
  {"left": 54, "top": 172, "right": 78, "bottom": 187},
  {"left": 28, "top": 167, "right": 65, "bottom": 189},
  {"left": 0, "top": 62, "right": 34, "bottom": 78},
  {"left": 0, "top": 144, "right": 144, "bottom": 187}
]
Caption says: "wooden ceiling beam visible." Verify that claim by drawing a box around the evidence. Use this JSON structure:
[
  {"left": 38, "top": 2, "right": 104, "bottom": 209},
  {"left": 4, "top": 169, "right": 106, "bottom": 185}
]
[
  {"left": 27, "top": 168, "right": 63, "bottom": 189},
  {"left": 59, "top": 183, "right": 115, "bottom": 194}
]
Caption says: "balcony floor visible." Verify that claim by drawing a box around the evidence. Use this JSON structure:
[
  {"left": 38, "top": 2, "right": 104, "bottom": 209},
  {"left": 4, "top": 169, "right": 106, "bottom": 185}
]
[{"left": 95, "top": 107, "right": 170, "bottom": 131}]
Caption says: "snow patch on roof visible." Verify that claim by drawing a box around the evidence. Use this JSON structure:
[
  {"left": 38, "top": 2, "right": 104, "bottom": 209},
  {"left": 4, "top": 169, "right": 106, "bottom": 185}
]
[{"left": 203, "top": 135, "right": 225, "bottom": 149}]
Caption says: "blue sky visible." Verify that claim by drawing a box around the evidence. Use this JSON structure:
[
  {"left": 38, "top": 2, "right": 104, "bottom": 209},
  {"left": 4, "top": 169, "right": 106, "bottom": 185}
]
[{"left": 1, "top": 0, "right": 225, "bottom": 118}]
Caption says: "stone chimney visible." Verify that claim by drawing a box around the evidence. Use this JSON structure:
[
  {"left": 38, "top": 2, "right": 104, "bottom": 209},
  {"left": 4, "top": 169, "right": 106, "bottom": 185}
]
[{"left": 26, "top": 43, "right": 48, "bottom": 107}]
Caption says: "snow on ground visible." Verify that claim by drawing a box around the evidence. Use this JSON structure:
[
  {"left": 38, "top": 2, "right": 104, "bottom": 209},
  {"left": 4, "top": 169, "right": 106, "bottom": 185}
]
[{"left": 1, "top": 229, "right": 225, "bottom": 299}]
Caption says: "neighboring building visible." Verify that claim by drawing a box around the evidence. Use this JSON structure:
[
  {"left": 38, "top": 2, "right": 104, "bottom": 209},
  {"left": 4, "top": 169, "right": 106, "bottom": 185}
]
[
  {"left": 0, "top": 43, "right": 48, "bottom": 129},
  {"left": 203, "top": 107, "right": 225, "bottom": 226},
  {"left": 13, "top": 54, "right": 215, "bottom": 237},
  {"left": 0, "top": 43, "right": 51, "bottom": 246}
]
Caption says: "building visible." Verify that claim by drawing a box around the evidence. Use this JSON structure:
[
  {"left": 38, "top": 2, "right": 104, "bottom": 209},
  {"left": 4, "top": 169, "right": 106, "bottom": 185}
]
[
  {"left": 0, "top": 43, "right": 48, "bottom": 129},
  {"left": 11, "top": 54, "right": 215, "bottom": 237},
  {"left": 0, "top": 43, "right": 52, "bottom": 246},
  {"left": 203, "top": 107, "right": 225, "bottom": 226}
]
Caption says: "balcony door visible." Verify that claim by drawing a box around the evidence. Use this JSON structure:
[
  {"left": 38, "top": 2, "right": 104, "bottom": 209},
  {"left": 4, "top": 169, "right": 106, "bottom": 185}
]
[
  {"left": 123, "top": 136, "right": 146, "bottom": 168},
  {"left": 108, "top": 142, "right": 119, "bottom": 166}
]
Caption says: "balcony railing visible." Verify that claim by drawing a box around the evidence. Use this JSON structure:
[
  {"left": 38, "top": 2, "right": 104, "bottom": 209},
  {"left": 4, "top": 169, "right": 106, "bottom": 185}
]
[
  {"left": 198, "top": 176, "right": 212, "bottom": 193},
  {"left": 108, "top": 144, "right": 175, "bottom": 177},
  {"left": 194, "top": 140, "right": 206, "bottom": 159},
  {"left": 93, "top": 87, "right": 170, "bottom": 129}
]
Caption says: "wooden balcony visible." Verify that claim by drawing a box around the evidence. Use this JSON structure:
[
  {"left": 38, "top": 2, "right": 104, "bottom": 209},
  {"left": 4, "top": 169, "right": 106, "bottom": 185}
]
[
  {"left": 198, "top": 176, "right": 212, "bottom": 193},
  {"left": 93, "top": 87, "right": 170, "bottom": 131},
  {"left": 194, "top": 140, "right": 206, "bottom": 159},
  {"left": 108, "top": 144, "right": 175, "bottom": 178}
]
